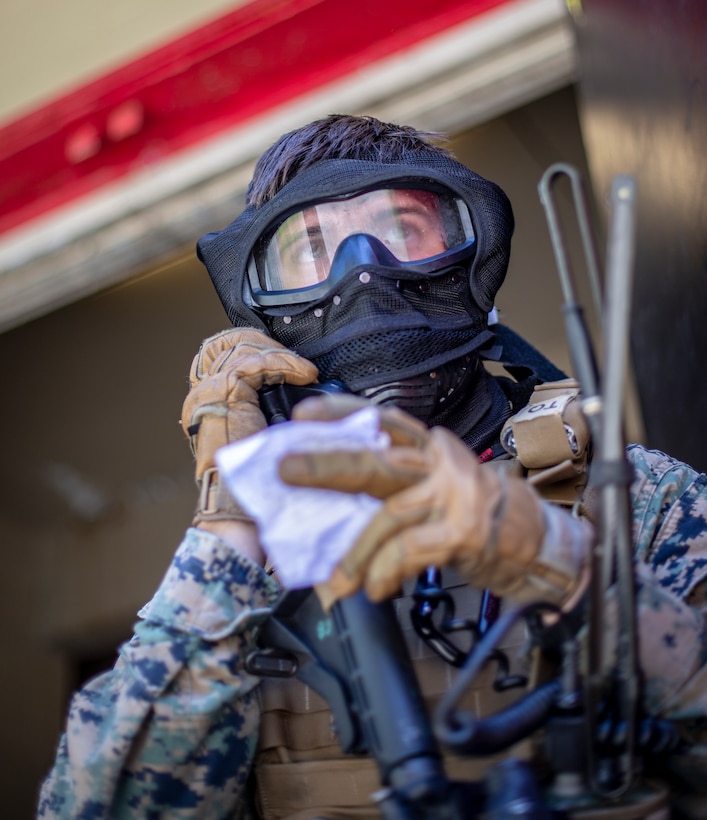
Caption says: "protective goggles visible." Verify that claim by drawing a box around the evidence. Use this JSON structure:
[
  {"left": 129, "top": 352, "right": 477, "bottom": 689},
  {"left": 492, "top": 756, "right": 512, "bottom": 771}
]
[{"left": 246, "top": 185, "right": 476, "bottom": 306}]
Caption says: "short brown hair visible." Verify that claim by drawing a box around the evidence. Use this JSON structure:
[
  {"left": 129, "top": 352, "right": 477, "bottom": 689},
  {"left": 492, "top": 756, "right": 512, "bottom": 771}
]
[{"left": 246, "top": 114, "right": 454, "bottom": 206}]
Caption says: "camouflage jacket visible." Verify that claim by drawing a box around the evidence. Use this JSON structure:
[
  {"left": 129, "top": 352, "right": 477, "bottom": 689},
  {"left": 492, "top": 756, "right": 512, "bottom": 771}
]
[{"left": 38, "top": 444, "right": 707, "bottom": 818}]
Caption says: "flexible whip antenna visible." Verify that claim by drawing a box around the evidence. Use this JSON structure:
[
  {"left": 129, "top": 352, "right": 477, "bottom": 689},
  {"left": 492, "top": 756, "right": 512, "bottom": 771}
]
[
  {"left": 595, "top": 174, "right": 640, "bottom": 795},
  {"left": 538, "top": 164, "right": 640, "bottom": 797}
]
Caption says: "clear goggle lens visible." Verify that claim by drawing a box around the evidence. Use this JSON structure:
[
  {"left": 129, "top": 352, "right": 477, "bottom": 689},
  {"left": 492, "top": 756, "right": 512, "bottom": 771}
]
[{"left": 248, "top": 187, "right": 474, "bottom": 298}]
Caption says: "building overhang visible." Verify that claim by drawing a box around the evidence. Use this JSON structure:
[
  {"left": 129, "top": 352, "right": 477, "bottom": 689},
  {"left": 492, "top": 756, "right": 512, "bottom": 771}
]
[{"left": 0, "top": 0, "right": 575, "bottom": 332}]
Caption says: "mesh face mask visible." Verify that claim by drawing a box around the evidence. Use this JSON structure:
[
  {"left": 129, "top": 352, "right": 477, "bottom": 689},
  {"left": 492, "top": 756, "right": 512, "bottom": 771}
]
[{"left": 197, "top": 154, "right": 515, "bottom": 438}]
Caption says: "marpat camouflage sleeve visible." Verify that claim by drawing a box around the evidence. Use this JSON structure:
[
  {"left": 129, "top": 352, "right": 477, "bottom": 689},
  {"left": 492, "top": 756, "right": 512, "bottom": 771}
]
[
  {"left": 622, "top": 445, "right": 707, "bottom": 719},
  {"left": 38, "top": 528, "right": 280, "bottom": 819}
]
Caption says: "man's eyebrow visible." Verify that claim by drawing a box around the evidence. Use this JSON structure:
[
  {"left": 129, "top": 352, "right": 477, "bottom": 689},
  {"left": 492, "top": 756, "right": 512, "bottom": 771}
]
[{"left": 373, "top": 202, "right": 437, "bottom": 221}]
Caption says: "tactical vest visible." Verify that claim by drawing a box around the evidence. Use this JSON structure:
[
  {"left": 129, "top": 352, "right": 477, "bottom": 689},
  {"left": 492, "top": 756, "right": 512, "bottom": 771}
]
[
  {"left": 252, "top": 380, "right": 592, "bottom": 819},
  {"left": 252, "top": 573, "right": 533, "bottom": 820}
]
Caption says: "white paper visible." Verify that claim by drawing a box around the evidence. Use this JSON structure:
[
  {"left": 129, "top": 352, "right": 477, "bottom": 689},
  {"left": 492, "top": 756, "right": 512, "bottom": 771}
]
[{"left": 215, "top": 407, "right": 388, "bottom": 588}]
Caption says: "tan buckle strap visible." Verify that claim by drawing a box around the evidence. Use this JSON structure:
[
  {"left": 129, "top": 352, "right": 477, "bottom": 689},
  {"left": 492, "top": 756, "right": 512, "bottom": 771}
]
[{"left": 193, "top": 466, "right": 252, "bottom": 525}]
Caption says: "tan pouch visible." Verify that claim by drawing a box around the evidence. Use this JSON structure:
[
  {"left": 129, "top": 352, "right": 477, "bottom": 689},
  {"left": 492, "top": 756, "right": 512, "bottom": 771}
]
[{"left": 501, "top": 379, "right": 590, "bottom": 506}]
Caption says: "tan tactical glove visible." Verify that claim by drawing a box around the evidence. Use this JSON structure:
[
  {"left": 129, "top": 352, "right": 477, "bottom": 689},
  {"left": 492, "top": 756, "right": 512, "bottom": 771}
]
[
  {"left": 181, "top": 328, "right": 319, "bottom": 527},
  {"left": 281, "top": 395, "right": 586, "bottom": 609}
]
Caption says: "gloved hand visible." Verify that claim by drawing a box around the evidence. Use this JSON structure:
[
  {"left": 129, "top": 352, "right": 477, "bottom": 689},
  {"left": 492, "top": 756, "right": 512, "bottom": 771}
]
[
  {"left": 181, "top": 328, "right": 318, "bottom": 526},
  {"left": 281, "top": 396, "right": 586, "bottom": 608}
]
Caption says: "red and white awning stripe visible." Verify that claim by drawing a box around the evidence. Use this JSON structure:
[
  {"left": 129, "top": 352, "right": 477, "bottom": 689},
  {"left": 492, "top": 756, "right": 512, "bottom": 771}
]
[{"left": 0, "top": 0, "right": 574, "bottom": 331}]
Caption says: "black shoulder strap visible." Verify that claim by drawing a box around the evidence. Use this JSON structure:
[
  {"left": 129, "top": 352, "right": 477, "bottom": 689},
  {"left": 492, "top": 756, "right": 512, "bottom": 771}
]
[{"left": 483, "top": 323, "right": 567, "bottom": 412}]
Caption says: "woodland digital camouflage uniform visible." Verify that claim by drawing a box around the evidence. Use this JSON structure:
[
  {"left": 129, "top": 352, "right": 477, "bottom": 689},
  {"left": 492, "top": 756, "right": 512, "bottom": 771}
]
[{"left": 38, "top": 444, "right": 707, "bottom": 818}]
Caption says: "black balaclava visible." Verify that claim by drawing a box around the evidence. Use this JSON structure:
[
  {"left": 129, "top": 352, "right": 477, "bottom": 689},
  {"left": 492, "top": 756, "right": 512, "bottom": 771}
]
[{"left": 197, "top": 152, "right": 516, "bottom": 452}]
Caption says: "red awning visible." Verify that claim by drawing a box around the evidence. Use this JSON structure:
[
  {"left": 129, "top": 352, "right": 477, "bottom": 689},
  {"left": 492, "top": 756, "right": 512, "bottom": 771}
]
[{"left": 0, "top": 0, "right": 507, "bottom": 237}]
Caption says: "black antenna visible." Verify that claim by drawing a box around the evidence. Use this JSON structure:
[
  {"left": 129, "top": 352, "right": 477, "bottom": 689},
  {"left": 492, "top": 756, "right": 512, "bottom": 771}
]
[{"left": 538, "top": 164, "right": 640, "bottom": 797}]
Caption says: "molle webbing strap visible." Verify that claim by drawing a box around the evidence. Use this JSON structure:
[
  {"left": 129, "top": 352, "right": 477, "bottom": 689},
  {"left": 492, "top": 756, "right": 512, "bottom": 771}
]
[
  {"left": 255, "top": 758, "right": 382, "bottom": 819},
  {"left": 254, "top": 750, "right": 531, "bottom": 820}
]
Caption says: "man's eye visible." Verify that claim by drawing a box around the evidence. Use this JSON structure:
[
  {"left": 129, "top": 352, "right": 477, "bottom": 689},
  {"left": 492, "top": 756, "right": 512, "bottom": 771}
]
[
  {"left": 380, "top": 222, "right": 412, "bottom": 245},
  {"left": 289, "top": 237, "right": 326, "bottom": 265}
]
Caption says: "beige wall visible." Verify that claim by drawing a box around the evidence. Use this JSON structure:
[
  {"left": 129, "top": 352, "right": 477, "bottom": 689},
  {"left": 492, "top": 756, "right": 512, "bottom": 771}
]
[
  {"left": 452, "top": 89, "right": 602, "bottom": 377},
  {"left": 0, "top": 86, "right": 600, "bottom": 817},
  {"left": 0, "top": 0, "right": 244, "bottom": 121}
]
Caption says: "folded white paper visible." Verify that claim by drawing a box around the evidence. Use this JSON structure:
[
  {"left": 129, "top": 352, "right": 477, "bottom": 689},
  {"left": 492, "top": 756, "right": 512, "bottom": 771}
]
[{"left": 215, "top": 407, "right": 388, "bottom": 588}]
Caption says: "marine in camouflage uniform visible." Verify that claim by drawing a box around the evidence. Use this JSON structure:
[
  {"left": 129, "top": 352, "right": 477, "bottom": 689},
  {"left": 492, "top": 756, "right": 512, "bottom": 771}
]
[
  {"left": 37, "top": 444, "right": 707, "bottom": 818},
  {"left": 37, "top": 115, "right": 707, "bottom": 817}
]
